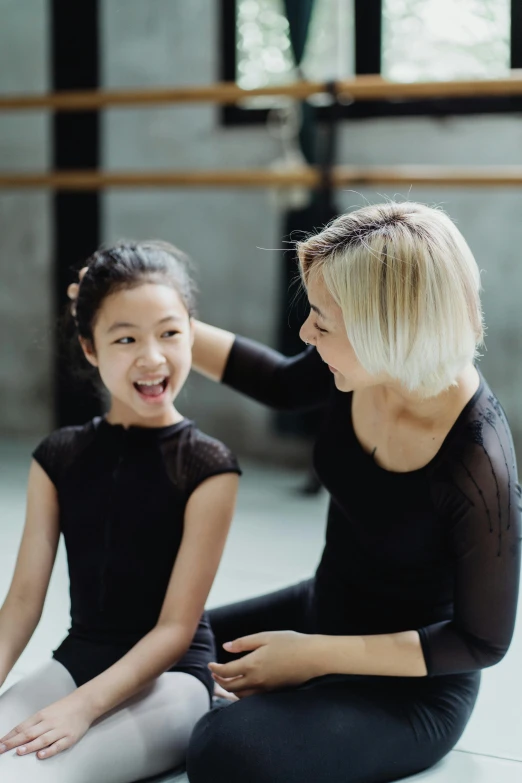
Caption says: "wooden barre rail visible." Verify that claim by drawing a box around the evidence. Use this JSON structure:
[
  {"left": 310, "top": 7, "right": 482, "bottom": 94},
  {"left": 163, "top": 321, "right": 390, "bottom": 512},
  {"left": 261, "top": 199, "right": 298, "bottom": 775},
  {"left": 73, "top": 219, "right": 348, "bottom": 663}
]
[
  {"left": 2, "top": 73, "right": 522, "bottom": 111},
  {"left": 2, "top": 167, "right": 522, "bottom": 189}
]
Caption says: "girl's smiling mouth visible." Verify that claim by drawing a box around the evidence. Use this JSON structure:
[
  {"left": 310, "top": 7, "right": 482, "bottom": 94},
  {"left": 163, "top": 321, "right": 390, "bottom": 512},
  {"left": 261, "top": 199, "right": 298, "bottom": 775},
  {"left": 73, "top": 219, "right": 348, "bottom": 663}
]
[{"left": 133, "top": 377, "right": 170, "bottom": 401}]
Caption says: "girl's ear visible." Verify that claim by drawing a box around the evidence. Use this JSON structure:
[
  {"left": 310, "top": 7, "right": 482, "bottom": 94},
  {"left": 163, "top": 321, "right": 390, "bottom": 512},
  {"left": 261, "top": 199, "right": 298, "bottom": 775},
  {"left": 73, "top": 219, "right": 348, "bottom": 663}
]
[
  {"left": 79, "top": 336, "right": 98, "bottom": 368},
  {"left": 189, "top": 317, "right": 195, "bottom": 348}
]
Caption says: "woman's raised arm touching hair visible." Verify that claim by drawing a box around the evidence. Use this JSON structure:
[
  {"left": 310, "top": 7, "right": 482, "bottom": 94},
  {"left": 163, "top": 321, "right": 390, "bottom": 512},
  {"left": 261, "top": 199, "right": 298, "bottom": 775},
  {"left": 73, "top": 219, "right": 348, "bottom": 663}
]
[{"left": 192, "top": 321, "right": 236, "bottom": 382}]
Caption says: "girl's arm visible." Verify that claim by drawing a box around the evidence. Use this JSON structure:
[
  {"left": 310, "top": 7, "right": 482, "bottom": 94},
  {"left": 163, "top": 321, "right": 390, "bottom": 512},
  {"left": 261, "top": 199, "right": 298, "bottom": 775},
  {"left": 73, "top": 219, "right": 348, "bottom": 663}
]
[
  {"left": 75, "top": 471, "right": 239, "bottom": 720},
  {"left": 0, "top": 461, "right": 60, "bottom": 682}
]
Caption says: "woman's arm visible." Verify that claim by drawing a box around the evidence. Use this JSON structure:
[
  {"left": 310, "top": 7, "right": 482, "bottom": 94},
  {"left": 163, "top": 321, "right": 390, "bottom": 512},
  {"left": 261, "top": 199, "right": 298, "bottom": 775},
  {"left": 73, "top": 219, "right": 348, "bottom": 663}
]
[
  {"left": 193, "top": 320, "right": 331, "bottom": 412},
  {"left": 209, "top": 629, "right": 427, "bottom": 697},
  {"left": 75, "top": 471, "right": 239, "bottom": 720},
  {"left": 192, "top": 320, "right": 235, "bottom": 382},
  {"left": 312, "top": 630, "right": 427, "bottom": 677},
  {"left": 0, "top": 461, "right": 60, "bottom": 682}
]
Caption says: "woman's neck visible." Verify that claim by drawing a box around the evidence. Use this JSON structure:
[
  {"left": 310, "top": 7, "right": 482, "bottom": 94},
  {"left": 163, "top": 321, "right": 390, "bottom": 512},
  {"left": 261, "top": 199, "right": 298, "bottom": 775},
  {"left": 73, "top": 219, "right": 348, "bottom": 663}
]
[{"left": 372, "top": 364, "right": 480, "bottom": 426}]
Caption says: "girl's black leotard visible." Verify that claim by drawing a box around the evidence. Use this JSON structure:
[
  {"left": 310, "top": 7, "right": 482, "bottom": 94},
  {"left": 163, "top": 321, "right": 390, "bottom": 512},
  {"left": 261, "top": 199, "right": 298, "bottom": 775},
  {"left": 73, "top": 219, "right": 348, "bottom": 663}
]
[
  {"left": 32, "top": 417, "right": 241, "bottom": 699},
  {"left": 187, "top": 338, "right": 521, "bottom": 783}
]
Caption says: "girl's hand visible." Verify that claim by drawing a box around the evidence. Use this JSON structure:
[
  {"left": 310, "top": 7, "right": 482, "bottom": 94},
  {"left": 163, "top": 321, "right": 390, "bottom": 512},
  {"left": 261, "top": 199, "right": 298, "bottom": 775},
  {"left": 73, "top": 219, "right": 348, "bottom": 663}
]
[
  {"left": 209, "top": 631, "right": 321, "bottom": 698},
  {"left": 0, "top": 693, "right": 94, "bottom": 760}
]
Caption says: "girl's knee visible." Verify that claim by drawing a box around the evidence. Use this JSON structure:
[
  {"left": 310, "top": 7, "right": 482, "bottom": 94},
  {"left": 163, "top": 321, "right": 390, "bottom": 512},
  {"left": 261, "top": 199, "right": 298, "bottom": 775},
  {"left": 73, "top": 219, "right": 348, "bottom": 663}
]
[{"left": 0, "top": 753, "right": 56, "bottom": 783}]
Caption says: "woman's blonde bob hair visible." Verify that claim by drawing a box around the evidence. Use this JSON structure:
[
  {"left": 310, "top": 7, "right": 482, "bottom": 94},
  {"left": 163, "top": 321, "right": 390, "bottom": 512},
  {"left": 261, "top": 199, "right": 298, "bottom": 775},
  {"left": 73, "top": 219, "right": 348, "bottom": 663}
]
[{"left": 297, "top": 201, "right": 484, "bottom": 397}]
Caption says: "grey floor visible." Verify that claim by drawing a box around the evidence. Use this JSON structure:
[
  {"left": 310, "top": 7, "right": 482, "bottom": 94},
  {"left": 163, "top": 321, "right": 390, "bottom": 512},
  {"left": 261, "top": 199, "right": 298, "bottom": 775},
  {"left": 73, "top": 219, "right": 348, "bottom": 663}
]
[{"left": 1, "top": 438, "right": 521, "bottom": 782}]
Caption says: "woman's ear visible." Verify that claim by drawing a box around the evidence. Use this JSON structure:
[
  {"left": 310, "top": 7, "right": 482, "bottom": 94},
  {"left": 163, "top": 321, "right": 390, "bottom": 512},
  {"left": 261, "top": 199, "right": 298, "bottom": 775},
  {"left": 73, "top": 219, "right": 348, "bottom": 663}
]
[{"left": 79, "top": 336, "right": 98, "bottom": 367}]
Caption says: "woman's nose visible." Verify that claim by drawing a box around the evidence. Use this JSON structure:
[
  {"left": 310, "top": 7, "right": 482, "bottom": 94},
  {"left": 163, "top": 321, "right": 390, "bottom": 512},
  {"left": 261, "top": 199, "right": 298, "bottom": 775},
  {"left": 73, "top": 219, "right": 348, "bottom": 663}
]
[{"left": 299, "top": 315, "right": 315, "bottom": 346}]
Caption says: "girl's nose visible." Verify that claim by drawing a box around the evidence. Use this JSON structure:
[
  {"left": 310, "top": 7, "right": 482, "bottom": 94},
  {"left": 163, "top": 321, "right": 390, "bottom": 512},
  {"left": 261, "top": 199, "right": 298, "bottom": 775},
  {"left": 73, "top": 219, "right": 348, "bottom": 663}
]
[{"left": 137, "top": 343, "right": 165, "bottom": 368}]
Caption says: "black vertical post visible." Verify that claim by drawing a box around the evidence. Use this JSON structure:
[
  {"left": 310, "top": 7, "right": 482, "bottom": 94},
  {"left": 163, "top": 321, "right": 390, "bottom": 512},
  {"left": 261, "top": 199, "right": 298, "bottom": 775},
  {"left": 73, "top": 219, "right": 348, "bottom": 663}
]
[
  {"left": 354, "top": 0, "right": 382, "bottom": 75},
  {"left": 511, "top": 0, "right": 522, "bottom": 68},
  {"left": 51, "top": 0, "right": 101, "bottom": 426}
]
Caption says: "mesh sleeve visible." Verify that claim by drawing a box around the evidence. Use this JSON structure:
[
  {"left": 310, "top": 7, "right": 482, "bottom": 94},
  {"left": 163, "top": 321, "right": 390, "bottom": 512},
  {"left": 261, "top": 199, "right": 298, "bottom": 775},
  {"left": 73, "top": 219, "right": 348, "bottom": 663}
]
[
  {"left": 32, "top": 434, "right": 60, "bottom": 485},
  {"left": 32, "top": 425, "right": 93, "bottom": 488},
  {"left": 419, "top": 406, "right": 521, "bottom": 675},
  {"left": 163, "top": 427, "right": 242, "bottom": 499},
  {"left": 222, "top": 336, "right": 331, "bottom": 411}
]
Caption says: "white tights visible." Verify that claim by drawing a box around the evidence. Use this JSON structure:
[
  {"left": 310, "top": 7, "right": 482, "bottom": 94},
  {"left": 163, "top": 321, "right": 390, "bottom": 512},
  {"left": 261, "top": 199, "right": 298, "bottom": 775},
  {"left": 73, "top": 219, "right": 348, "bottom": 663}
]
[{"left": 0, "top": 660, "right": 208, "bottom": 782}]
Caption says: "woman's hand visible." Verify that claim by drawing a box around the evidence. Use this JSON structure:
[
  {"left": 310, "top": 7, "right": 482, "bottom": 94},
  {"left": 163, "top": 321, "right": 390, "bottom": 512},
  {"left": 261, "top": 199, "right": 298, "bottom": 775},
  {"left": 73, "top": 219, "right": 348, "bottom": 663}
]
[
  {"left": 67, "top": 266, "right": 88, "bottom": 315},
  {"left": 0, "top": 693, "right": 94, "bottom": 760},
  {"left": 213, "top": 682, "right": 239, "bottom": 703},
  {"left": 209, "top": 631, "right": 321, "bottom": 698}
]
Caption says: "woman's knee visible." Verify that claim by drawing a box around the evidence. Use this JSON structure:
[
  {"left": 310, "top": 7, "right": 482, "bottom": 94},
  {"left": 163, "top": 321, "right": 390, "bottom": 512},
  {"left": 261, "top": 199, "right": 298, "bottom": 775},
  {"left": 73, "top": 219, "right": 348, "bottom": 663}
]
[
  {"left": 187, "top": 694, "right": 319, "bottom": 783},
  {"left": 187, "top": 701, "right": 266, "bottom": 783}
]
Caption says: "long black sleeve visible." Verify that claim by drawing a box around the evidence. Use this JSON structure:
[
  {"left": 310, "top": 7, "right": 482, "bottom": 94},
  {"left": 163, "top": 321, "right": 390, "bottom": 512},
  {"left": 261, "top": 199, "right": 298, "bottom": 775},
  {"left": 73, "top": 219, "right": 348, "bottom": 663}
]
[
  {"left": 222, "top": 335, "right": 331, "bottom": 411},
  {"left": 222, "top": 337, "right": 521, "bottom": 676},
  {"left": 418, "top": 404, "right": 522, "bottom": 675}
]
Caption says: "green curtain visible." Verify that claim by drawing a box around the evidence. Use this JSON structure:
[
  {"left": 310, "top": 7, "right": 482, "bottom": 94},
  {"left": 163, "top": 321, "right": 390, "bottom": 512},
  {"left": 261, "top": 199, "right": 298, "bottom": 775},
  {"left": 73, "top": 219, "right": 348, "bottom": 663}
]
[
  {"left": 276, "top": 0, "right": 339, "bottom": 445},
  {"left": 283, "top": 0, "right": 316, "bottom": 163}
]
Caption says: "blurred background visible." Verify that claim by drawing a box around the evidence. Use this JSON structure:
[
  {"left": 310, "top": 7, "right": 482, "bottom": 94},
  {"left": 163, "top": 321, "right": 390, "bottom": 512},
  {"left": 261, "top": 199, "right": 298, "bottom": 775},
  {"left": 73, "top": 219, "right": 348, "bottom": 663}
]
[
  {"left": 1, "top": 3, "right": 522, "bottom": 781},
  {"left": 1, "top": 0, "right": 521, "bottom": 465}
]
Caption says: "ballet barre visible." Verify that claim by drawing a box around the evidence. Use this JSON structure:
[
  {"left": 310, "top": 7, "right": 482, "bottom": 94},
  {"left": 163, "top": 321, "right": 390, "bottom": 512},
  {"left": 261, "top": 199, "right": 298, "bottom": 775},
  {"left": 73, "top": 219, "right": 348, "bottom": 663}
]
[
  {"left": 2, "top": 73, "right": 521, "bottom": 190},
  {"left": 1, "top": 167, "right": 522, "bottom": 189},
  {"left": 1, "top": 72, "right": 522, "bottom": 112}
]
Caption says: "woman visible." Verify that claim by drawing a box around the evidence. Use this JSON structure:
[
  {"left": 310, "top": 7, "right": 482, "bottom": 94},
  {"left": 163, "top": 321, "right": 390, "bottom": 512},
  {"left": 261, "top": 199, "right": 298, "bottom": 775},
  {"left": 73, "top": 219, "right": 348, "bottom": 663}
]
[{"left": 185, "top": 202, "right": 520, "bottom": 783}]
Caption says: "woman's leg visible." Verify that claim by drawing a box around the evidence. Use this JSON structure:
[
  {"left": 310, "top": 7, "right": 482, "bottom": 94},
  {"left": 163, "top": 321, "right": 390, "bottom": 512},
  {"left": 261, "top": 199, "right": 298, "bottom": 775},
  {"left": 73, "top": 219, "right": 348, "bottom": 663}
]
[
  {"left": 0, "top": 661, "right": 208, "bottom": 783},
  {"left": 187, "top": 672, "right": 480, "bottom": 783},
  {"left": 210, "top": 579, "right": 315, "bottom": 663}
]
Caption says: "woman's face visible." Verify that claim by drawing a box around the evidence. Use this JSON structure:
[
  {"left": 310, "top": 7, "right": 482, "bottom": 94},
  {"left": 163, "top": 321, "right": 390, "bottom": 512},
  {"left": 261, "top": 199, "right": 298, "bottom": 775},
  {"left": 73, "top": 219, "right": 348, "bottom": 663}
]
[
  {"left": 80, "top": 282, "right": 193, "bottom": 427},
  {"left": 299, "top": 273, "right": 377, "bottom": 393}
]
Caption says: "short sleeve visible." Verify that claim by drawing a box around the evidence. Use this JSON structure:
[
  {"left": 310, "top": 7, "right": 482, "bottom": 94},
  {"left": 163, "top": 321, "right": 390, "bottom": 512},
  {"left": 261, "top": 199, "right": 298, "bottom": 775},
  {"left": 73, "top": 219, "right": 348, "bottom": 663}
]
[
  {"left": 162, "top": 426, "right": 241, "bottom": 499},
  {"left": 419, "top": 406, "right": 522, "bottom": 675},
  {"left": 33, "top": 435, "right": 57, "bottom": 484},
  {"left": 32, "top": 425, "right": 94, "bottom": 488}
]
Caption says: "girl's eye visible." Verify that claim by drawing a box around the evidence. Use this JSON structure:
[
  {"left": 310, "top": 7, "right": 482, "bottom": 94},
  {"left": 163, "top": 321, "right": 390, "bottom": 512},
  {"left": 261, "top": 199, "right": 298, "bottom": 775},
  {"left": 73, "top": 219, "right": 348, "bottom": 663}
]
[
  {"left": 162, "top": 330, "right": 180, "bottom": 338},
  {"left": 115, "top": 336, "right": 135, "bottom": 345}
]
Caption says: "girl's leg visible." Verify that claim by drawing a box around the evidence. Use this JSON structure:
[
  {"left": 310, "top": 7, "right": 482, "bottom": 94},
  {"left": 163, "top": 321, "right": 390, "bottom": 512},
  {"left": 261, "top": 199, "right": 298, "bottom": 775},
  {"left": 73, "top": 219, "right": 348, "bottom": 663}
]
[
  {"left": 0, "top": 660, "right": 77, "bottom": 736},
  {"left": 210, "top": 579, "right": 315, "bottom": 663},
  {"left": 0, "top": 662, "right": 208, "bottom": 783},
  {"left": 187, "top": 672, "right": 480, "bottom": 783}
]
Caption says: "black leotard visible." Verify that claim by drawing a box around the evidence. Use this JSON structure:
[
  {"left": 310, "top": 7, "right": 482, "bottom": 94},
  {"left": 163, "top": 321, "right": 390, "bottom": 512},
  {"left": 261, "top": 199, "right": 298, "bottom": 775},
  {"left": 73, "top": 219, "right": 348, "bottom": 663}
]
[
  {"left": 33, "top": 416, "right": 241, "bottom": 699},
  {"left": 187, "top": 338, "right": 521, "bottom": 783},
  {"left": 222, "top": 337, "right": 521, "bottom": 674}
]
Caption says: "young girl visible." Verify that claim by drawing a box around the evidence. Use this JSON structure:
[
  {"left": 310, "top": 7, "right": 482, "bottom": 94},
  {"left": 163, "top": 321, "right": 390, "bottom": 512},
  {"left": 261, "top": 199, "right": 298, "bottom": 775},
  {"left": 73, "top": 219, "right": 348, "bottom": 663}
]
[{"left": 0, "top": 241, "right": 241, "bottom": 782}]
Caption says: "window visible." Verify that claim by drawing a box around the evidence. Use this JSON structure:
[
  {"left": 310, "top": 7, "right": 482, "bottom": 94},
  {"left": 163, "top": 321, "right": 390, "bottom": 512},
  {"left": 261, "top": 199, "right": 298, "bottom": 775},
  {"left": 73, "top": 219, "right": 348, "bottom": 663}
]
[
  {"left": 220, "top": 0, "right": 522, "bottom": 123},
  {"left": 383, "top": 0, "right": 511, "bottom": 82},
  {"left": 236, "top": 0, "right": 354, "bottom": 97}
]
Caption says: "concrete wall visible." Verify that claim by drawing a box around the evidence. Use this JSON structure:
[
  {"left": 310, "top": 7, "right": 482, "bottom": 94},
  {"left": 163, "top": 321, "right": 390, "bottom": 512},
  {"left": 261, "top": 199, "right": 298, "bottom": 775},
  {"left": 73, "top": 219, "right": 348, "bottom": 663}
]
[
  {"left": 1, "top": 0, "right": 521, "bottom": 462},
  {"left": 0, "top": 0, "right": 52, "bottom": 436},
  {"left": 102, "top": 0, "right": 522, "bottom": 460}
]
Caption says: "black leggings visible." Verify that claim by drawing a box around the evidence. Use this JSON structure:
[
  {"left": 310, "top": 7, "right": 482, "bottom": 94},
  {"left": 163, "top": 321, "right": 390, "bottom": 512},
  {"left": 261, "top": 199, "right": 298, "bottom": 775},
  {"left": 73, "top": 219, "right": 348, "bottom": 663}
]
[{"left": 187, "top": 580, "right": 480, "bottom": 783}]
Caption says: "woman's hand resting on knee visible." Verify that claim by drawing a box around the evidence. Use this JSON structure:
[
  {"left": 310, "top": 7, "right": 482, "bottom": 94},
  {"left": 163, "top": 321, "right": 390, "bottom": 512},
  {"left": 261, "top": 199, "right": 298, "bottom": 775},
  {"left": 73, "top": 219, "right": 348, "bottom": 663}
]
[
  {"left": 209, "top": 631, "right": 321, "bottom": 698},
  {"left": 0, "top": 692, "right": 94, "bottom": 760}
]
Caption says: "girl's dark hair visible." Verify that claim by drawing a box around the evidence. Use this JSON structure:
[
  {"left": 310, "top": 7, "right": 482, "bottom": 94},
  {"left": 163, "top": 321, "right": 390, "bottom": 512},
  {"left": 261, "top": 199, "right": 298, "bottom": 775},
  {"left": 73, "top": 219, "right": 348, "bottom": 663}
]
[
  {"left": 75, "top": 240, "right": 197, "bottom": 343},
  {"left": 63, "top": 240, "right": 196, "bottom": 392}
]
